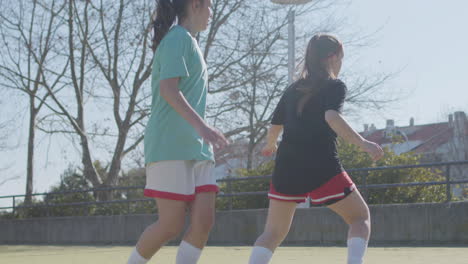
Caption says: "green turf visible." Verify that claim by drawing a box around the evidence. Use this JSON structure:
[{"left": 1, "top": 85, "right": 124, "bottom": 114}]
[{"left": 1, "top": 245, "right": 467, "bottom": 264}]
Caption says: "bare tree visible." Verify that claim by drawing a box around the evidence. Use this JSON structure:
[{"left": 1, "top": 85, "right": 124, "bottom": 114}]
[
  {"left": 0, "top": 0, "right": 68, "bottom": 202},
  {"left": 209, "top": 3, "right": 289, "bottom": 169},
  {"left": 0, "top": 110, "right": 10, "bottom": 152},
  {"left": 198, "top": 1, "right": 288, "bottom": 168},
  {"left": 0, "top": 117, "right": 19, "bottom": 186},
  {"left": 36, "top": 0, "right": 153, "bottom": 200}
]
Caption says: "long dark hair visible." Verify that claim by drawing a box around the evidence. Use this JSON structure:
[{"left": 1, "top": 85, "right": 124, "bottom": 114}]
[
  {"left": 295, "top": 33, "right": 343, "bottom": 114},
  {"left": 152, "top": 0, "right": 203, "bottom": 51}
]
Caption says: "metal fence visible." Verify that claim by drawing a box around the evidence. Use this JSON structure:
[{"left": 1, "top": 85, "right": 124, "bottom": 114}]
[{"left": 1, "top": 160, "right": 467, "bottom": 217}]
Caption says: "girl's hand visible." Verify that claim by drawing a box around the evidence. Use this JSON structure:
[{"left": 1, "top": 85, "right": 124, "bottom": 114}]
[
  {"left": 360, "top": 140, "right": 384, "bottom": 161},
  {"left": 196, "top": 124, "right": 229, "bottom": 152}
]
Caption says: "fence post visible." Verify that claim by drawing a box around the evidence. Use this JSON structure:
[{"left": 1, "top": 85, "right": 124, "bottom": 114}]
[
  {"left": 127, "top": 194, "right": 131, "bottom": 215},
  {"left": 12, "top": 196, "right": 16, "bottom": 216},
  {"left": 227, "top": 177, "right": 233, "bottom": 211},
  {"left": 45, "top": 197, "right": 50, "bottom": 217},
  {"left": 446, "top": 165, "right": 452, "bottom": 202}
]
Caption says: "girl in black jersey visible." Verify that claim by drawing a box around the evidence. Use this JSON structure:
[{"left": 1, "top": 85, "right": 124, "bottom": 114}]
[{"left": 248, "top": 34, "right": 384, "bottom": 264}]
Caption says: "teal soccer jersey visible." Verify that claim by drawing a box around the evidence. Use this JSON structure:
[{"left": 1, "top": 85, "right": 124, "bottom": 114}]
[{"left": 144, "top": 25, "right": 214, "bottom": 164}]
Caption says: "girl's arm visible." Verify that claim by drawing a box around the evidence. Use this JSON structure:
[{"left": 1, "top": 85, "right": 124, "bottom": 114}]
[
  {"left": 325, "top": 110, "right": 384, "bottom": 160},
  {"left": 262, "top": 125, "right": 283, "bottom": 156},
  {"left": 160, "top": 78, "right": 228, "bottom": 150}
]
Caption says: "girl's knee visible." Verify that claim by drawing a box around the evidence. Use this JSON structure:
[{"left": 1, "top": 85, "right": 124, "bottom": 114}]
[
  {"left": 192, "top": 214, "right": 215, "bottom": 234},
  {"left": 157, "top": 218, "right": 185, "bottom": 239},
  {"left": 351, "top": 205, "right": 371, "bottom": 224},
  {"left": 349, "top": 217, "right": 371, "bottom": 235}
]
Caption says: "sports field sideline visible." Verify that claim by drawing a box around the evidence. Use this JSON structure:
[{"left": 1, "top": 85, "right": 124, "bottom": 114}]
[{"left": 1, "top": 245, "right": 467, "bottom": 264}]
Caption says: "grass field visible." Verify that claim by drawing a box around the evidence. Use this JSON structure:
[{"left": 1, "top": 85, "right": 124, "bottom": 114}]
[{"left": 1, "top": 245, "right": 467, "bottom": 264}]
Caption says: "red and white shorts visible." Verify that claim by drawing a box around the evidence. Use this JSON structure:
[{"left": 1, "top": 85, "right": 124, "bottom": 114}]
[
  {"left": 268, "top": 171, "right": 356, "bottom": 205},
  {"left": 144, "top": 160, "right": 218, "bottom": 201}
]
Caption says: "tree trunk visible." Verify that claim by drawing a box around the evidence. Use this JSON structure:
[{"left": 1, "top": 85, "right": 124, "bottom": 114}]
[
  {"left": 79, "top": 135, "right": 103, "bottom": 199},
  {"left": 247, "top": 137, "right": 255, "bottom": 170},
  {"left": 103, "top": 129, "right": 128, "bottom": 200},
  {"left": 25, "top": 97, "right": 36, "bottom": 205}
]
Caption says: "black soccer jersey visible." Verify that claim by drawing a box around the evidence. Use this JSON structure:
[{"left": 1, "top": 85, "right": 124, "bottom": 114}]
[{"left": 271, "top": 78, "right": 347, "bottom": 195}]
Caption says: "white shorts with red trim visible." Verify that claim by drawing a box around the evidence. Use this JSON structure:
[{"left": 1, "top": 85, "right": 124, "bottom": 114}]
[
  {"left": 144, "top": 160, "right": 218, "bottom": 201},
  {"left": 268, "top": 171, "right": 356, "bottom": 205}
]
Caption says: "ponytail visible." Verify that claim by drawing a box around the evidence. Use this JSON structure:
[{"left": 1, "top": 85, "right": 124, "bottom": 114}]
[
  {"left": 152, "top": 0, "right": 177, "bottom": 51},
  {"left": 152, "top": 0, "right": 201, "bottom": 51}
]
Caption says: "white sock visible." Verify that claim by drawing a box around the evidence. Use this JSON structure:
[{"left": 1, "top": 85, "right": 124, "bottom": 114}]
[
  {"left": 248, "top": 246, "right": 273, "bottom": 264},
  {"left": 127, "top": 248, "right": 149, "bottom": 264},
  {"left": 176, "top": 240, "right": 202, "bottom": 264},
  {"left": 347, "top": 237, "right": 368, "bottom": 264}
]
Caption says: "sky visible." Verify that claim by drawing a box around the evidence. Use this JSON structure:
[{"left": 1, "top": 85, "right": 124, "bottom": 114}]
[
  {"left": 0, "top": 0, "right": 467, "bottom": 207},
  {"left": 339, "top": 0, "right": 468, "bottom": 128}
]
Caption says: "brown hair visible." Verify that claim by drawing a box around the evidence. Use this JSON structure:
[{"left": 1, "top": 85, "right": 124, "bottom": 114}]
[
  {"left": 295, "top": 33, "right": 343, "bottom": 114},
  {"left": 152, "top": 0, "right": 204, "bottom": 51}
]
